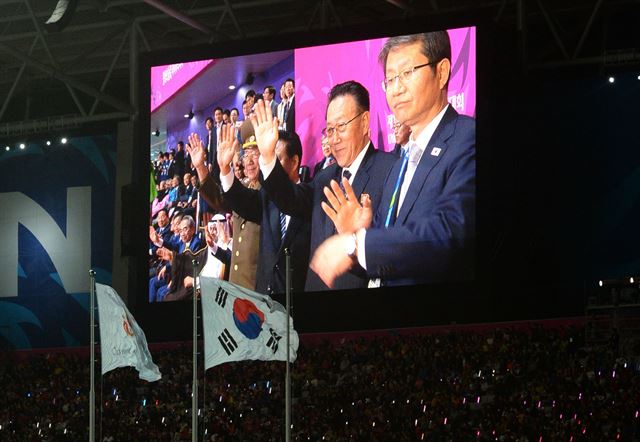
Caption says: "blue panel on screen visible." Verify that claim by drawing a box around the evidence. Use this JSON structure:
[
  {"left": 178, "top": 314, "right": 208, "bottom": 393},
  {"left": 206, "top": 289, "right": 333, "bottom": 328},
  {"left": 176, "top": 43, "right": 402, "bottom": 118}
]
[{"left": 0, "top": 134, "right": 116, "bottom": 349}]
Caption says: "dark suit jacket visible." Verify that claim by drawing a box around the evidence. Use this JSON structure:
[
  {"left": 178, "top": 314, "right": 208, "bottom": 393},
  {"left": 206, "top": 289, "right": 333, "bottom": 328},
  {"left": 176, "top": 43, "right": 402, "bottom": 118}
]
[
  {"left": 366, "top": 106, "right": 476, "bottom": 285},
  {"left": 224, "top": 177, "right": 311, "bottom": 302},
  {"left": 312, "top": 157, "right": 334, "bottom": 179},
  {"left": 283, "top": 96, "right": 295, "bottom": 133},
  {"left": 262, "top": 143, "right": 395, "bottom": 292},
  {"left": 206, "top": 129, "right": 221, "bottom": 184},
  {"left": 174, "top": 149, "right": 185, "bottom": 177}
]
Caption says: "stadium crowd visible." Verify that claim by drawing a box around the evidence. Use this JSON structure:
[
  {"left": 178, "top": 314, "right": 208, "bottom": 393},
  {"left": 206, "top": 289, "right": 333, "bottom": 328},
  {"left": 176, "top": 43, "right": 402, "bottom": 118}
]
[
  {"left": 1, "top": 322, "right": 639, "bottom": 441},
  {"left": 149, "top": 80, "right": 311, "bottom": 303}
]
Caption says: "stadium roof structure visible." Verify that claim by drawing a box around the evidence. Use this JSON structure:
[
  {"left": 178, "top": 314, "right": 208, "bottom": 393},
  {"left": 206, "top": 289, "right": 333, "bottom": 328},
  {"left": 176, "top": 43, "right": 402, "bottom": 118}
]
[{"left": 0, "top": 0, "right": 638, "bottom": 135}]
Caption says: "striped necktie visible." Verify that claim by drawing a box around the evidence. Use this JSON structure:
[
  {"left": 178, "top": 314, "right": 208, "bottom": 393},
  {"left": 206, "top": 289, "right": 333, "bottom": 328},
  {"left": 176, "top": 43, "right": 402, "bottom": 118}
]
[
  {"left": 279, "top": 211, "right": 287, "bottom": 240},
  {"left": 384, "top": 145, "right": 412, "bottom": 227}
]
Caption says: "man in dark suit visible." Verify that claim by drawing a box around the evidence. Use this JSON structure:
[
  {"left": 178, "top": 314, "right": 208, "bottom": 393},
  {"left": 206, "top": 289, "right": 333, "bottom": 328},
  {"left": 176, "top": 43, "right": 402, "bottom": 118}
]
[
  {"left": 391, "top": 119, "right": 411, "bottom": 157},
  {"left": 263, "top": 85, "right": 279, "bottom": 118},
  {"left": 282, "top": 78, "right": 295, "bottom": 133},
  {"left": 214, "top": 128, "right": 311, "bottom": 301},
  {"left": 312, "top": 134, "right": 335, "bottom": 179},
  {"left": 206, "top": 108, "right": 224, "bottom": 181},
  {"left": 252, "top": 81, "right": 396, "bottom": 292},
  {"left": 311, "top": 31, "right": 475, "bottom": 288}
]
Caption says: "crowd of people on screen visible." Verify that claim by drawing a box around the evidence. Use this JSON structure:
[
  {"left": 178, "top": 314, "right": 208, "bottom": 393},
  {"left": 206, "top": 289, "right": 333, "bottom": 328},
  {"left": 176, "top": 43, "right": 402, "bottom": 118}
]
[
  {"left": 1, "top": 322, "right": 638, "bottom": 440},
  {"left": 149, "top": 80, "right": 301, "bottom": 303}
]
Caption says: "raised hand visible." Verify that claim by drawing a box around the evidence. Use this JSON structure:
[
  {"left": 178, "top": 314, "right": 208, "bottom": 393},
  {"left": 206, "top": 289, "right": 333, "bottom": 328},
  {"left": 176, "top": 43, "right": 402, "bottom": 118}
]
[
  {"left": 186, "top": 133, "right": 207, "bottom": 170},
  {"left": 216, "top": 123, "right": 238, "bottom": 175},
  {"left": 149, "top": 226, "right": 161, "bottom": 244},
  {"left": 321, "top": 178, "right": 373, "bottom": 234},
  {"left": 204, "top": 225, "right": 216, "bottom": 248},
  {"left": 216, "top": 220, "right": 229, "bottom": 245},
  {"left": 156, "top": 247, "right": 173, "bottom": 262},
  {"left": 249, "top": 99, "right": 279, "bottom": 163}
]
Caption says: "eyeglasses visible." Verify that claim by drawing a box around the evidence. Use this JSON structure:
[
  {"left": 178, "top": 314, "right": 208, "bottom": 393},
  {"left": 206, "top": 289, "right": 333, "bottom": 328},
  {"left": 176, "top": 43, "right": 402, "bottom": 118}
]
[
  {"left": 242, "top": 149, "right": 259, "bottom": 160},
  {"left": 322, "top": 111, "right": 365, "bottom": 138},
  {"left": 381, "top": 61, "right": 437, "bottom": 92}
]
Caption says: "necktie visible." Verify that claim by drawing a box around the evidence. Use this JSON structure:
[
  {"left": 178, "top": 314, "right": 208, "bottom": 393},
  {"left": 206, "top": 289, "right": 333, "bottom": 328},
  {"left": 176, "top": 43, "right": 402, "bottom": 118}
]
[
  {"left": 384, "top": 146, "right": 412, "bottom": 228},
  {"left": 339, "top": 169, "right": 352, "bottom": 194},
  {"left": 279, "top": 211, "right": 287, "bottom": 241}
]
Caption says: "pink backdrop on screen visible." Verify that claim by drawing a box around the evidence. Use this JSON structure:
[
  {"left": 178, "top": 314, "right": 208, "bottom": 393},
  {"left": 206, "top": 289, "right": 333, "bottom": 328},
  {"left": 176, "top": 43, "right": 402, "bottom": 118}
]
[
  {"left": 150, "top": 60, "right": 215, "bottom": 111},
  {"left": 294, "top": 27, "right": 476, "bottom": 168}
]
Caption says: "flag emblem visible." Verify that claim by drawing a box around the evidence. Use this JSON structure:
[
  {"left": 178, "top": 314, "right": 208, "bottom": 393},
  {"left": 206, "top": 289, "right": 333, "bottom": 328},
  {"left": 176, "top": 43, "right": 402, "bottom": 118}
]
[
  {"left": 232, "top": 298, "right": 265, "bottom": 339},
  {"left": 122, "top": 314, "right": 135, "bottom": 337}
]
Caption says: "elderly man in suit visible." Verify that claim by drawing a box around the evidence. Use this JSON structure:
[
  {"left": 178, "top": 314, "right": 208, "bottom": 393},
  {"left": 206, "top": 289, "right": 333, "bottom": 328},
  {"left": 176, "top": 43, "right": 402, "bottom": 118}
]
[
  {"left": 251, "top": 80, "right": 396, "bottom": 292},
  {"left": 191, "top": 125, "right": 311, "bottom": 301},
  {"left": 311, "top": 31, "right": 476, "bottom": 288}
]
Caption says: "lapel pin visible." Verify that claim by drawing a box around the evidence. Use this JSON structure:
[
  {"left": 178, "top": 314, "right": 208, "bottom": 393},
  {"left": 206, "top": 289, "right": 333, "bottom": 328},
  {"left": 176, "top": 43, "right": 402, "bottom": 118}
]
[{"left": 430, "top": 147, "right": 441, "bottom": 157}]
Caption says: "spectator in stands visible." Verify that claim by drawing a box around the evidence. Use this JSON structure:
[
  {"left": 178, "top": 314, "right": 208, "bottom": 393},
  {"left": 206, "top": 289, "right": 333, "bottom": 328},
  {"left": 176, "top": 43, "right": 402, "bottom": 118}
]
[
  {"left": 312, "top": 134, "right": 335, "bottom": 178},
  {"left": 277, "top": 83, "right": 287, "bottom": 129},
  {"left": 174, "top": 141, "right": 186, "bottom": 178},
  {"left": 263, "top": 85, "right": 279, "bottom": 117},
  {"left": 230, "top": 108, "right": 240, "bottom": 127},
  {"left": 391, "top": 118, "right": 411, "bottom": 157},
  {"left": 282, "top": 78, "right": 295, "bottom": 132}
]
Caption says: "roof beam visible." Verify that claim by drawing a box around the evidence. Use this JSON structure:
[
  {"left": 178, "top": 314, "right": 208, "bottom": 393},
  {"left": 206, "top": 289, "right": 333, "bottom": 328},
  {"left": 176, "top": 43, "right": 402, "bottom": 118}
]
[
  {"left": 0, "top": 41, "right": 133, "bottom": 114},
  {"left": 141, "top": 0, "right": 216, "bottom": 37}
]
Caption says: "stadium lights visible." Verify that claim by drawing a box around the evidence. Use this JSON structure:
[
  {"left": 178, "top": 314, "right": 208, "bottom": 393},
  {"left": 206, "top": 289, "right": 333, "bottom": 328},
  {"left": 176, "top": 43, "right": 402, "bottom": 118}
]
[
  {"left": 631, "top": 277, "right": 635, "bottom": 284},
  {"left": 608, "top": 76, "right": 615, "bottom": 84},
  {"left": 19, "top": 143, "right": 25, "bottom": 150},
  {"left": 228, "top": 84, "right": 236, "bottom": 90},
  {"left": 598, "top": 280, "right": 603, "bottom": 287},
  {"left": 61, "top": 137, "right": 68, "bottom": 144},
  {"left": 46, "top": 140, "right": 51, "bottom": 146},
  {"left": 184, "top": 110, "right": 194, "bottom": 119},
  {"left": 4, "top": 146, "right": 9, "bottom": 151}
]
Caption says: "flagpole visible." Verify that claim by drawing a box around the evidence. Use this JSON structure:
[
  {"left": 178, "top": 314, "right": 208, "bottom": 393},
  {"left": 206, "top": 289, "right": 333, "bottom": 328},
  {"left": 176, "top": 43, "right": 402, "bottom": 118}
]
[
  {"left": 89, "top": 269, "right": 96, "bottom": 442},
  {"left": 191, "top": 258, "right": 199, "bottom": 442},
  {"left": 284, "top": 248, "right": 291, "bottom": 442}
]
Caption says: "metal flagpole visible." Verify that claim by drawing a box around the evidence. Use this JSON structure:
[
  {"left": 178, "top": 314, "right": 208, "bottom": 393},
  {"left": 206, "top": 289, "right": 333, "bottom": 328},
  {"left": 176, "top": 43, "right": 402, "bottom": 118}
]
[
  {"left": 89, "top": 269, "right": 96, "bottom": 442},
  {"left": 191, "top": 258, "right": 199, "bottom": 442},
  {"left": 284, "top": 248, "right": 292, "bottom": 442}
]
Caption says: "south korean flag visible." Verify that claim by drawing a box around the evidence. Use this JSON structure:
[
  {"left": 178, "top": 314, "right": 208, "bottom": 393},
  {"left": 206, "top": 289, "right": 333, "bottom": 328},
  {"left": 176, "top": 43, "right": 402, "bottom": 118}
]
[{"left": 200, "top": 278, "right": 299, "bottom": 369}]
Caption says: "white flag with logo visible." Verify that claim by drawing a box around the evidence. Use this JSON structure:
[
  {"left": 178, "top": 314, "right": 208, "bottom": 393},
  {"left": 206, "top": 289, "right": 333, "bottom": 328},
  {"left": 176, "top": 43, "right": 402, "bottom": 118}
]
[
  {"left": 200, "top": 277, "right": 299, "bottom": 369},
  {"left": 96, "top": 283, "right": 161, "bottom": 382}
]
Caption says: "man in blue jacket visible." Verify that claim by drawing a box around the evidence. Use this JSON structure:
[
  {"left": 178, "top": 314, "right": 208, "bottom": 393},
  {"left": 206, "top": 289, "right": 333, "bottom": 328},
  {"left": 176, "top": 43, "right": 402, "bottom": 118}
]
[{"left": 311, "top": 31, "right": 476, "bottom": 288}]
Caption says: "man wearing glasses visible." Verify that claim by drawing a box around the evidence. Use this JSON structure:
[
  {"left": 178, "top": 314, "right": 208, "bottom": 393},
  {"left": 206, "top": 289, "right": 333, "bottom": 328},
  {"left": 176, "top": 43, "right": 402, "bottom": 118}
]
[
  {"left": 312, "top": 31, "right": 476, "bottom": 288},
  {"left": 252, "top": 80, "right": 395, "bottom": 292}
]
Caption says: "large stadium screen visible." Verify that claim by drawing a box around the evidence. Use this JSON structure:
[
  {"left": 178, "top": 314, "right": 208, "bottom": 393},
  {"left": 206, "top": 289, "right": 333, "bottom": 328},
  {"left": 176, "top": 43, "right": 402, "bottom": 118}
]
[{"left": 148, "top": 26, "right": 476, "bottom": 305}]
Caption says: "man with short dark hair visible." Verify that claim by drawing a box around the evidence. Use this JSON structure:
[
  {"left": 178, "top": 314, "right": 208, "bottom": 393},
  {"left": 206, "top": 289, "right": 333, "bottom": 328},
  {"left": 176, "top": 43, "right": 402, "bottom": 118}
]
[
  {"left": 263, "top": 85, "right": 279, "bottom": 117},
  {"left": 282, "top": 78, "right": 295, "bottom": 132},
  {"left": 253, "top": 81, "right": 395, "bottom": 292},
  {"left": 312, "top": 31, "right": 476, "bottom": 288}
]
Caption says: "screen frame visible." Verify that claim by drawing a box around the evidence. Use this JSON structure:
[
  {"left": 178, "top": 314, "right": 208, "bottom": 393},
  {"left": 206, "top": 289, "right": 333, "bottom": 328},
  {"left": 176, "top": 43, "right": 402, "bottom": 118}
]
[{"left": 132, "top": 14, "right": 582, "bottom": 342}]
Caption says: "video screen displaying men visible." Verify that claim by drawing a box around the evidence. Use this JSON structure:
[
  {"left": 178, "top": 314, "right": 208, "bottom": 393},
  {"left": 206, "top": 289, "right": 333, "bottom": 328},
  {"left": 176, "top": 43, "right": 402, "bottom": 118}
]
[{"left": 149, "top": 27, "right": 475, "bottom": 301}]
